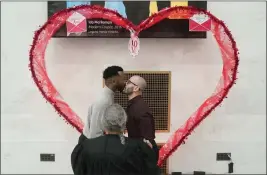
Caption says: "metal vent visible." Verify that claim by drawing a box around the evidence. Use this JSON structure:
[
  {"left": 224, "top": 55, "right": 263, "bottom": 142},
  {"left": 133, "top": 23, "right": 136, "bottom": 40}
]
[
  {"left": 112, "top": 71, "right": 171, "bottom": 132},
  {"left": 40, "top": 153, "right": 55, "bottom": 162},
  {"left": 216, "top": 153, "right": 231, "bottom": 161}
]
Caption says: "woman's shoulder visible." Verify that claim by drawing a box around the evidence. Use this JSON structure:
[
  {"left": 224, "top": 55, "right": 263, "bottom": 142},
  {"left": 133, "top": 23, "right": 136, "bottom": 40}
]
[
  {"left": 81, "top": 135, "right": 108, "bottom": 149},
  {"left": 81, "top": 136, "right": 151, "bottom": 155}
]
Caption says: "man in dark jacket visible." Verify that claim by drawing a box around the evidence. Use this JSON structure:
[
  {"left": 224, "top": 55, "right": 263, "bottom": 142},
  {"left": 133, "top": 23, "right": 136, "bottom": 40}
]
[{"left": 123, "top": 75, "right": 158, "bottom": 160}]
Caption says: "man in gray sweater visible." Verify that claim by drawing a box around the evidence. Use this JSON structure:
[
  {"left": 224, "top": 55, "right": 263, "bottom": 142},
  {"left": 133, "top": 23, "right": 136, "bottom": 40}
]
[{"left": 78, "top": 66, "right": 126, "bottom": 143}]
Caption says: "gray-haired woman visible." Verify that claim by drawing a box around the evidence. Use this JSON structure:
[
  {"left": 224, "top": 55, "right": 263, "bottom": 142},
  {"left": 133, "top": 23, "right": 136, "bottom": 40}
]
[{"left": 71, "top": 104, "right": 160, "bottom": 175}]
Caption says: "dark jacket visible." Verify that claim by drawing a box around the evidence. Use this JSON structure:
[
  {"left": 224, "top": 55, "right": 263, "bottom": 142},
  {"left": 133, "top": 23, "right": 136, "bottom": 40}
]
[
  {"left": 126, "top": 95, "right": 158, "bottom": 160},
  {"left": 71, "top": 134, "right": 160, "bottom": 175}
]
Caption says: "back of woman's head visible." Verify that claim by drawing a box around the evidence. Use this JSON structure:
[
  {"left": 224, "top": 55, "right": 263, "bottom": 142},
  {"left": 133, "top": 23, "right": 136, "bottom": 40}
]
[{"left": 102, "top": 104, "right": 127, "bottom": 133}]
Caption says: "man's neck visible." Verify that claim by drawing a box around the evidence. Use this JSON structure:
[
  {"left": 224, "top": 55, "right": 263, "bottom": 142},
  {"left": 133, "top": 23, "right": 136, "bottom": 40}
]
[{"left": 128, "top": 93, "right": 141, "bottom": 100}]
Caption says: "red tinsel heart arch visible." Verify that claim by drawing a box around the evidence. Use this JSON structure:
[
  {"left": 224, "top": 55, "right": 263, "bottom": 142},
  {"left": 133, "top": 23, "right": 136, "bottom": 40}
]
[{"left": 29, "top": 5, "right": 239, "bottom": 167}]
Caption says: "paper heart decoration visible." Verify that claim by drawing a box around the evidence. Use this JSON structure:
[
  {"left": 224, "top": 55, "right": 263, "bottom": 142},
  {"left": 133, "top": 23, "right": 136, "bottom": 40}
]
[{"left": 29, "top": 5, "right": 239, "bottom": 166}]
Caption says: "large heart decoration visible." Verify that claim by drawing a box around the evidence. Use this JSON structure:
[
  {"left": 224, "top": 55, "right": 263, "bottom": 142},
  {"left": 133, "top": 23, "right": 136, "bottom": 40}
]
[{"left": 29, "top": 5, "right": 239, "bottom": 166}]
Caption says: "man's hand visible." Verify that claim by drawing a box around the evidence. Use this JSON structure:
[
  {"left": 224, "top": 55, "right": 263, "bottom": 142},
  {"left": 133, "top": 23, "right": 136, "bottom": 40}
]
[{"left": 143, "top": 139, "right": 153, "bottom": 148}]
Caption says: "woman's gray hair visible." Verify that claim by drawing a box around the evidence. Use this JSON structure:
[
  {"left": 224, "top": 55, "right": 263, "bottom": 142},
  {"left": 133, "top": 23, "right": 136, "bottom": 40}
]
[
  {"left": 101, "top": 104, "right": 127, "bottom": 144},
  {"left": 101, "top": 103, "right": 127, "bottom": 133}
]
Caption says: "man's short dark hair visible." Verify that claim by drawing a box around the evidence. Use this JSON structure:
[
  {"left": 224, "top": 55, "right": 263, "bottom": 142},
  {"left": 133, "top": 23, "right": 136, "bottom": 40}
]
[{"left": 103, "top": 66, "right": 124, "bottom": 80}]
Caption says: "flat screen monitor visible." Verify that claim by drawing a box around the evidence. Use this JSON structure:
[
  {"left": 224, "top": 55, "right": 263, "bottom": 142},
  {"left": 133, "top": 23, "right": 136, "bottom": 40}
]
[{"left": 47, "top": 1, "right": 207, "bottom": 38}]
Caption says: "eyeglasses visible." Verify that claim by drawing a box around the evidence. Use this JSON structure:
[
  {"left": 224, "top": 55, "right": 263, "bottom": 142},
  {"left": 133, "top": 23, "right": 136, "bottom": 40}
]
[
  {"left": 127, "top": 80, "right": 138, "bottom": 87},
  {"left": 126, "top": 80, "right": 143, "bottom": 91}
]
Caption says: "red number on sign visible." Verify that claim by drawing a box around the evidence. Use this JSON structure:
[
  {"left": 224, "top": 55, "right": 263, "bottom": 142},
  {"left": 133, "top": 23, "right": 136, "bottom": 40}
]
[
  {"left": 131, "top": 39, "right": 137, "bottom": 52},
  {"left": 132, "top": 40, "right": 137, "bottom": 47}
]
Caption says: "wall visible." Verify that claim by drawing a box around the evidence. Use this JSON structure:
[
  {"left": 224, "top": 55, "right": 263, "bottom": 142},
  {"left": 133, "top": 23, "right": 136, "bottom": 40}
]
[{"left": 1, "top": 2, "right": 266, "bottom": 174}]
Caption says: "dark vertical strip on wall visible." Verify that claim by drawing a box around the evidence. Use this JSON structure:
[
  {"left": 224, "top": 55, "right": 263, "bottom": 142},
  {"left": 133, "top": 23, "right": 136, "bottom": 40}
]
[{"left": 188, "top": 1, "right": 207, "bottom": 10}]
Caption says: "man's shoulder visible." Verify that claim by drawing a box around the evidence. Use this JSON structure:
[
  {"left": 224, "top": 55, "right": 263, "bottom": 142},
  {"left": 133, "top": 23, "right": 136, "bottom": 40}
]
[
  {"left": 91, "top": 93, "right": 113, "bottom": 108},
  {"left": 93, "top": 98, "right": 112, "bottom": 110},
  {"left": 130, "top": 98, "right": 151, "bottom": 112}
]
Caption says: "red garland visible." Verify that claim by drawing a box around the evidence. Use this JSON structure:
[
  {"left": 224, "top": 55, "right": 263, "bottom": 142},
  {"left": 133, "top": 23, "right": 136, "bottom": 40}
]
[{"left": 29, "top": 5, "right": 239, "bottom": 167}]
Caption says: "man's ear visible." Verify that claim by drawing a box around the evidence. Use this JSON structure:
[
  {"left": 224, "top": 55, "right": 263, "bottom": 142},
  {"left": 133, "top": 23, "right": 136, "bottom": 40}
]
[
  {"left": 133, "top": 86, "right": 140, "bottom": 92},
  {"left": 111, "top": 77, "right": 116, "bottom": 84}
]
